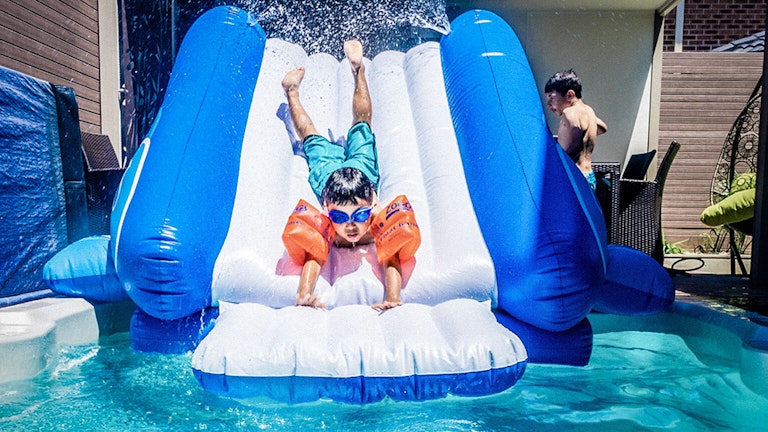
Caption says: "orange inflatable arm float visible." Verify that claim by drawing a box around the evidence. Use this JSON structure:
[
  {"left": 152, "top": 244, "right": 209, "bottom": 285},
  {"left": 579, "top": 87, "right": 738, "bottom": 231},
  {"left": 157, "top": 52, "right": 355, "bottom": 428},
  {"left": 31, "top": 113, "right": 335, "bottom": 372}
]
[
  {"left": 370, "top": 195, "right": 421, "bottom": 264},
  {"left": 282, "top": 200, "right": 334, "bottom": 265}
]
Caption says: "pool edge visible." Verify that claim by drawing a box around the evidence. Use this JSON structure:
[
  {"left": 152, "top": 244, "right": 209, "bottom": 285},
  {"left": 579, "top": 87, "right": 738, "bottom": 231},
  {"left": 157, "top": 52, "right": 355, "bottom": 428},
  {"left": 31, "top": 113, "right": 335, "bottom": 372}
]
[
  {"left": 591, "top": 294, "right": 768, "bottom": 399},
  {"left": 1, "top": 294, "right": 766, "bottom": 398},
  {"left": 0, "top": 297, "right": 135, "bottom": 383}
]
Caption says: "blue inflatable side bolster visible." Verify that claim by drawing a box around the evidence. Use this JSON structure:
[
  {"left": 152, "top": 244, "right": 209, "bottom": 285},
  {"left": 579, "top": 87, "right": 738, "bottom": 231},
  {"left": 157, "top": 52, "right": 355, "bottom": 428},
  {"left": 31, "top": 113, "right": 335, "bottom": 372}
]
[
  {"left": 130, "top": 307, "right": 219, "bottom": 354},
  {"left": 494, "top": 309, "right": 592, "bottom": 366},
  {"left": 556, "top": 146, "right": 608, "bottom": 273},
  {"left": 441, "top": 9, "right": 605, "bottom": 332},
  {"left": 44, "top": 235, "right": 127, "bottom": 302},
  {"left": 595, "top": 244, "right": 675, "bottom": 315},
  {"left": 111, "top": 6, "right": 267, "bottom": 320}
]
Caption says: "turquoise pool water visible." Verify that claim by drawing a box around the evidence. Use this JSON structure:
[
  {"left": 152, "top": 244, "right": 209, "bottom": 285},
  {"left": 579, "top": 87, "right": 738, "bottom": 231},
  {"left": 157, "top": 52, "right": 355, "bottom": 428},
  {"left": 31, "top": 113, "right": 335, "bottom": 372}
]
[{"left": 2, "top": 311, "right": 767, "bottom": 432}]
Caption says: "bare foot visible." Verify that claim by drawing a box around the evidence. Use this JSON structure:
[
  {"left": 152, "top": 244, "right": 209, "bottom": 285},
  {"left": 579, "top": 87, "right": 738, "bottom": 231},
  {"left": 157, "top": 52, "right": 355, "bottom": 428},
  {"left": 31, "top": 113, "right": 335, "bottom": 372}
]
[
  {"left": 282, "top": 67, "right": 305, "bottom": 93},
  {"left": 343, "top": 40, "right": 364, "bottom": 72}
]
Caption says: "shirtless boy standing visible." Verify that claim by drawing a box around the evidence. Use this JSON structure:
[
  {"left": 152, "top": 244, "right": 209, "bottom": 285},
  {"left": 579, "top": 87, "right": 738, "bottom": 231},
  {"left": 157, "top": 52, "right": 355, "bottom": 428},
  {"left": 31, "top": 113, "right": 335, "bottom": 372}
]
[{"left": 544, "top": 69, "right": 608, "bottom": 190}]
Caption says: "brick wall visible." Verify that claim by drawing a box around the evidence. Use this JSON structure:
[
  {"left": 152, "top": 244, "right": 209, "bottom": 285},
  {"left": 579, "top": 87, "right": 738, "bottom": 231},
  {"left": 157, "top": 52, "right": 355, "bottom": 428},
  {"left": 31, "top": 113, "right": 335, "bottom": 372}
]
[{"left": 663, "top": 0, "right": 765, "bottom": 51}]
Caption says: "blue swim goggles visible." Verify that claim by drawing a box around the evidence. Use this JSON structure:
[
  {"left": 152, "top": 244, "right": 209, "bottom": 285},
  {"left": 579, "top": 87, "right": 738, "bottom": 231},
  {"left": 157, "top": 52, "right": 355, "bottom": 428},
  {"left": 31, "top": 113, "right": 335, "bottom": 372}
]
[{"left": 328, "top": 206, "right": 372, "bottom": 224}]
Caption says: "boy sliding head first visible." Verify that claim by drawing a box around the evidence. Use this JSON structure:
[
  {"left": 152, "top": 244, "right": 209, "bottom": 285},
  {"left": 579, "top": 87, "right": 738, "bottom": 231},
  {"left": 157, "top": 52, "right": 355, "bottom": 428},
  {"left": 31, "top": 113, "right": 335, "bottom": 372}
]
[
  {"left": 280, "top": 40, "right": 420, "bottom": 312},
  {"left": 544, "top": 69, "right": 608, "bottom": 191}
]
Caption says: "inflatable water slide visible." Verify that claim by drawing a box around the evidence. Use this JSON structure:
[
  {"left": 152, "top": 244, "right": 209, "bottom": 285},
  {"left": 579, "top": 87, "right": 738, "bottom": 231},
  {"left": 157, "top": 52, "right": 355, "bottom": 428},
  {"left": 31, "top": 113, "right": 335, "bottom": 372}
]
[{"left": 45, "top": 6, "right": 674, "bottom": 403}]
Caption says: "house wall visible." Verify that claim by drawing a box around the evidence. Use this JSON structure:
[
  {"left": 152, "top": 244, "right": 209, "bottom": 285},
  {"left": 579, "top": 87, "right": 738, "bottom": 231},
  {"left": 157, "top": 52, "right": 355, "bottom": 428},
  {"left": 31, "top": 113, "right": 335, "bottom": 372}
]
[
  {"left": 1, "top": 0, "right": 100, "bottom": 131},
  {"left": 446, "top": 2, "right": 661, "bottom": 178},
  {"left": 447, "top": 0, "right": 766, "bottom": 255},
  {"left": 0, "top": 0, "right": 120, "bottom": 158}
]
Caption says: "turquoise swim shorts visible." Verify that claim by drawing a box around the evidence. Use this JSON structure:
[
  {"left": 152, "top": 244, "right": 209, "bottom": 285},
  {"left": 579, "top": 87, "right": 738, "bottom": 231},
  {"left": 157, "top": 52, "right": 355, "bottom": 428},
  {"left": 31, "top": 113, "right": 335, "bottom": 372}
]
[
  {"left": 584, "top": 170, "right": 597, "bottom": 191},
  {"left": 304, "top": 122, "right": 379, "bottom": 199}
]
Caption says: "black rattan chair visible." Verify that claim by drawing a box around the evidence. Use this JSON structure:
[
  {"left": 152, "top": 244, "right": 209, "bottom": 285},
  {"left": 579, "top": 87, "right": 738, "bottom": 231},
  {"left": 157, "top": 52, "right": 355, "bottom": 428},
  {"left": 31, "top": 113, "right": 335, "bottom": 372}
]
[
  {"left": 622, "top": 149, "right": 657, "bottom": 180},
  {"left": 708, "top": 79, "right": 761, "bottom": 275},
  {"left": 593, "top": 162, "right": 620, "bottom": 243},
  {"left": 613, "top": 141, "right": 681, "bottom": 263}
]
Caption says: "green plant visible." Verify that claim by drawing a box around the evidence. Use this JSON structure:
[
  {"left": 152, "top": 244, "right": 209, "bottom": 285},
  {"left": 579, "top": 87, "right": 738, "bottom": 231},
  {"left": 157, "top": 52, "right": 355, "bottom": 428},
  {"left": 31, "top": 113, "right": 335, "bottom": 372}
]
[
  {"left": 732, "top": 229, "right": 752, "bottom": 254},
  {"left": 694, "top": 226, "right": 751, "bottom": 254},
  {"left": 695, "top": 227, "right": 728, "bottom": 254},
  {"left": 664, "top": 238, "right": 688, "bottom": 254}
]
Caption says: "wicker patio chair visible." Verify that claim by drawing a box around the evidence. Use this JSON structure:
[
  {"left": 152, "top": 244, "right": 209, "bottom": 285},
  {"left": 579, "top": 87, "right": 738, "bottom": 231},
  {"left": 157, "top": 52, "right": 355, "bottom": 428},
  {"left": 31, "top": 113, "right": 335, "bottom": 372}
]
[
  {"left": 613, "top": 141, "right": 681, "bottom": 263},
  {"left": 591, "top": 149, "right": 655, "bottom": 243},
  {"left": 707, "top": 79, "right": 761, "bottom": 275},
  {"left": 593, "top": 162, "right": 620, "bottom": 243}
]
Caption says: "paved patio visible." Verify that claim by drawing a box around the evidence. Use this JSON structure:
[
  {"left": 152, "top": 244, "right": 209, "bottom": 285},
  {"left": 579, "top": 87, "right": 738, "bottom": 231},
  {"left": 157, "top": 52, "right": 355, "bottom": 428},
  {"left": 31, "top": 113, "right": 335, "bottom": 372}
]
[{"left": 671, "top": 272, "right": 768, "bottom": 324}]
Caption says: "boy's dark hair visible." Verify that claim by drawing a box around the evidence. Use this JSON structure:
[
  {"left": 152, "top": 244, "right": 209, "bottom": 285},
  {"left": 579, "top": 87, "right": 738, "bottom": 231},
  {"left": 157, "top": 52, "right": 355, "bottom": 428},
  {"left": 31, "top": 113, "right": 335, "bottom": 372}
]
[
  {"left": 322, "top": 167, "right": 375, "bottom": 205},
  {"left": 544, "top": 69, "right": 582, "bottom": 99}
]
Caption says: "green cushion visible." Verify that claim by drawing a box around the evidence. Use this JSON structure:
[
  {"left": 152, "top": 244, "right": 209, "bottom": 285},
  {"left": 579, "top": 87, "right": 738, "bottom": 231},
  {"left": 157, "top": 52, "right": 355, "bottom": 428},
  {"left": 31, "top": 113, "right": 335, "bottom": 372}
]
[
  {"left": 700, "top": 188, "right": 755, "bottom": 226},
  {"left": 731, "top": 172, "right": 756, "bottom": 194}
]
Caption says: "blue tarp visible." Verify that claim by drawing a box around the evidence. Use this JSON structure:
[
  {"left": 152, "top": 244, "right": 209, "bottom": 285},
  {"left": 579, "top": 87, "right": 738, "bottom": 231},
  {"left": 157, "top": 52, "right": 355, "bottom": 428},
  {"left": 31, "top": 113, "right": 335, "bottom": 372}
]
[{"left": 0, "top": 66, "right": 86, "bottom": 301}]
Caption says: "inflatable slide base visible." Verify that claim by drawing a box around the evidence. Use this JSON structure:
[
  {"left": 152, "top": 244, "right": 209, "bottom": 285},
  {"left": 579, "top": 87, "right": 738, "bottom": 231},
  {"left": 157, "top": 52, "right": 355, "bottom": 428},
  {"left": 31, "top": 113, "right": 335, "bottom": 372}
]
[{"left": 192, "top": 299, "right": 527, "bottom": 403}]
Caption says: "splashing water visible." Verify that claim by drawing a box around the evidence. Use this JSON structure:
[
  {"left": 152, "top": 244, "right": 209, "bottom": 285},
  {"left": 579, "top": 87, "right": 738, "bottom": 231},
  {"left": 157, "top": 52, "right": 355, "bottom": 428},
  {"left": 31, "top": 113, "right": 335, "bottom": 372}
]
[
  {"left": 121, "top": 0, "right": 451, "bottom": 158},
  {"left": 235, "top": 0, "right": 451, "bottom": 58}
]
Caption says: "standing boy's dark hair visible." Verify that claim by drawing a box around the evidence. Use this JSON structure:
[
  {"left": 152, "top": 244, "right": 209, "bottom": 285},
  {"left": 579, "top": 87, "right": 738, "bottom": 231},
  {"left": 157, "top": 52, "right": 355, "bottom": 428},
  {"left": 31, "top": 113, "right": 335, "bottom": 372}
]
[
  {"left": 322, "top": 167, "right": 376, "bottom": 206},
  {"left": 544, "top": 69, "right": 582, "bottom": 99}
]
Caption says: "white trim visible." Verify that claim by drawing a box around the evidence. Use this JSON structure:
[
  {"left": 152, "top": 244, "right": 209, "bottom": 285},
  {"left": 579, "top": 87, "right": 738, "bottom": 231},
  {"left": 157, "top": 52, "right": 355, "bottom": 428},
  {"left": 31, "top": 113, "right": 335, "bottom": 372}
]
[
  {"left": 113, "top": 138, "right": 151, "bottom": 269},
  {"left": 674, "top": 0, "right": 685, "bottom": 52},
  {"left": 98, "top": 0, "right": 123, "bottom": 164}
]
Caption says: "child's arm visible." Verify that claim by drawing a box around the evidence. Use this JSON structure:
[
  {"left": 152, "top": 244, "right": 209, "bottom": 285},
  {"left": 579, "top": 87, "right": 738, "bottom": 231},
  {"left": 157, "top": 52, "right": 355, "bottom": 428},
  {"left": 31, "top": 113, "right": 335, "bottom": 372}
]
[
  {"left": 597, "top": 116, "right": 608, "bottom": 135},
  {"left": 281, "top": 200, "right": 334, "bottom": 309},
  {"left": 372, "top": 256, "right": 402, "bottom": 312},
  {"left": 296, "top": 258, "right": 325, "bottom": 308},
  {"left": 369, "top": 195, "right": 420, "bottom": 312}
]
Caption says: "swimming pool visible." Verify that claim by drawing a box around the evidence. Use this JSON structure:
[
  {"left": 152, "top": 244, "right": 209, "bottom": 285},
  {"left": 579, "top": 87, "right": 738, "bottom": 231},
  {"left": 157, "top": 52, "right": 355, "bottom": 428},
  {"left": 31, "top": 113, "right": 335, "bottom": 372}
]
[{"left": 1, "top": 298, "right": 766, "bottom": 431}]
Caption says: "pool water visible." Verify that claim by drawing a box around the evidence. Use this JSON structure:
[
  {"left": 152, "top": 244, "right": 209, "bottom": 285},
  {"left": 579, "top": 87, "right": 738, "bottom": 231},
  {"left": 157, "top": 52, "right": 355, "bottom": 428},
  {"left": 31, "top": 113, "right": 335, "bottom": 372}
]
[{"left": 2, "top": 324, "right": 767, "bottom": 431}]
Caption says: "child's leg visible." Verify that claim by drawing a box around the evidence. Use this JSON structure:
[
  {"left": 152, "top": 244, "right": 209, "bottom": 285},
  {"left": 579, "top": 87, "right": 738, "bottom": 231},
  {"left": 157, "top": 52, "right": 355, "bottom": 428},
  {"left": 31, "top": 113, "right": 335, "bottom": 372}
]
[
  {"left": 343, "top": 123, "right": 379, "bottom": 188},
  {"left": 341, "top": 40, "right": 379, "bottom": 187},
  {"left": 282, "top": 67, "right": 320, "bottom": 141},
  {"left": 284, "top": 67, "right": 346, "bottom": 197},
  {"left": 344, "top": 40, "right": 371, "bottom": 126}
]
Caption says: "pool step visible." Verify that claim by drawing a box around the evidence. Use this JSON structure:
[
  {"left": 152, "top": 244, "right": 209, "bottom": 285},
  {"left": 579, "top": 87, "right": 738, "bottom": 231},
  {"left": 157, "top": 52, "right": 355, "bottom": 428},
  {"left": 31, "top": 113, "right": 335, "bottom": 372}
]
[{"left": 0, "top": 298, "right": 99, "bottom": 383}]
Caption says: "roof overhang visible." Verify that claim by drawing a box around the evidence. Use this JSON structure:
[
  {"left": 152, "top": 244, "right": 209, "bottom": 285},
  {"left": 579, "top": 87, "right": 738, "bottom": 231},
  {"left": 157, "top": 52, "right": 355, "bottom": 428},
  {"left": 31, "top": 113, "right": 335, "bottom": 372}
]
[{"left": 453, "top": 0, "right": 683, "bottom": 15}]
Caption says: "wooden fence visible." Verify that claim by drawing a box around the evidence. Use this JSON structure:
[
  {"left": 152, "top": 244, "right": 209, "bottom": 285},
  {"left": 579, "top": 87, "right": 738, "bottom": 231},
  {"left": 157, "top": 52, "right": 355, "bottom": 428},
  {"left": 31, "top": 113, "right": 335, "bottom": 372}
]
[{"left": 658, "top": 51, "right": 763, "bottom": 252}]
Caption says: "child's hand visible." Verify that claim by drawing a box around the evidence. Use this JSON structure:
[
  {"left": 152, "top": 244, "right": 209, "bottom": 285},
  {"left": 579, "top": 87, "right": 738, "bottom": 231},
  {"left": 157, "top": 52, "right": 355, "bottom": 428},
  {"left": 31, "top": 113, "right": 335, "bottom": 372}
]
[
  {"left": 296, "top": 292, "right": 327, "bottom": 309},
  {"left": 372, "top": 300, "right": 402, "bottom": 313}
]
